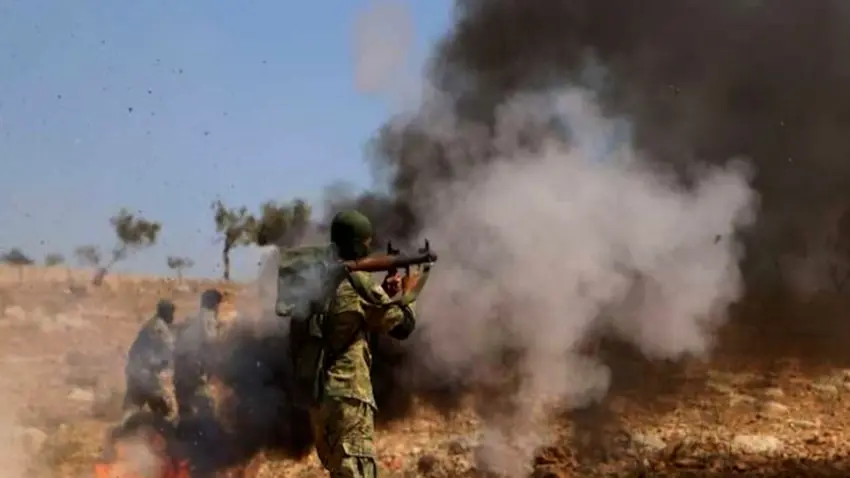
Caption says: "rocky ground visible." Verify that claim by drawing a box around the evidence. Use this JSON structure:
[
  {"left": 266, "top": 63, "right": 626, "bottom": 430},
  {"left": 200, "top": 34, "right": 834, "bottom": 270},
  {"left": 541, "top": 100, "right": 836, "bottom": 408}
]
[{"left": 3, "top": 265, "right": 850, "bottom": 477}]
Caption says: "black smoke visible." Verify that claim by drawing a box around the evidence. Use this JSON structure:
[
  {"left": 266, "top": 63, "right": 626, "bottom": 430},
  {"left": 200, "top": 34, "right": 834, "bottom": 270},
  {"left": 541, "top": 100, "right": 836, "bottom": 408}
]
[{"left": 364, "top": 0, "right": 850, "bottom": 289}]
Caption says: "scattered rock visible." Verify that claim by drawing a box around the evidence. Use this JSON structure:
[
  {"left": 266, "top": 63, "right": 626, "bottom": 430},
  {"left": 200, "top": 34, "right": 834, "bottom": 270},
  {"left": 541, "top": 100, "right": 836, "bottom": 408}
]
[
  {"left": 417, "top": 454, "right": 441, "bottom": 475},
  {"left": 729, "top": 393, "right": 756, "bottom": 406},
  {"left": 809, "top": 383, "right": 839, "bottom": 396},
  {"left": 731, "top": 434, "right": 782, "bottom": 455},
  {"left": 759, "top": 401, "right": 789, "bottom": 416},
  {"left": 707, "top": 381, "right": 735, "bottom": 395},
  {"left": 67, "top": 388, "right": 95, "bottom": 403},
  {"left": 630, "top": 432, "right": 666, "bottom": 452},
  {"left": 763, "top": 387, "right": 784, "bottom": 399},
  {"left": 787, "top": 419, "right": 819, "bottom": 429},
  {"left": 445, "top": 436, "right": 473, "bottom": 455}
]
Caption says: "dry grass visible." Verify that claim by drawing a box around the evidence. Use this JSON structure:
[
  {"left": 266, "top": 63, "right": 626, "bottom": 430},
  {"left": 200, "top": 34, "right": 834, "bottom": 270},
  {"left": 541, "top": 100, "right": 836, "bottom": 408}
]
[{"left": 4, "top": 264, "right": 850, "bottom": 477}]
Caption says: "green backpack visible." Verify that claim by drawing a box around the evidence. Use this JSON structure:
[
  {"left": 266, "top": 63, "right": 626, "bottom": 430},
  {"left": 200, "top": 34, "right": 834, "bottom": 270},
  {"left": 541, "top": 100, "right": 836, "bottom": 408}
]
[
  {"left": 274, "top": 244, "right": 341, "bottom": 409},
  {"left": 275, "top": 243, "right": 434, "bottom": 409}
]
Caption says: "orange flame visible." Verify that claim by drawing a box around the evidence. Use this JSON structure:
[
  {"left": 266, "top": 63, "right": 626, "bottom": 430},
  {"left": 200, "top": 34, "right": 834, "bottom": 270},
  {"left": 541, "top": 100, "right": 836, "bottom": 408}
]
[
  {"left": 94, "top": 460, "right": 189, "bottom": 478},
  {"left": 95, "top": 436, "right": 189, "bottom": 478}
]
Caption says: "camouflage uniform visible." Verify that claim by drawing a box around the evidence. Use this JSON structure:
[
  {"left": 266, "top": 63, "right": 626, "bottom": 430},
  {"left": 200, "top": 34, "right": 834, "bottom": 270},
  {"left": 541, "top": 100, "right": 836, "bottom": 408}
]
[
  {"left": 173, "top": 289, "right": 222, "bottom": 422},
  {"left": 122, "top": 300, "right": 176, "bottom": 420},
  {"left": 310, "top": 211, "right": 418, "bottom": 478}
]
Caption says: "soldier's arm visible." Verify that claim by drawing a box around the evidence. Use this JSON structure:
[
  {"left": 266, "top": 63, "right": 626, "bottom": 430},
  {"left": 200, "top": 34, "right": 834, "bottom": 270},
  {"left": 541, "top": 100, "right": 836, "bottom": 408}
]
[
  {"left": 332, "top": 275, "right": 416, "bottom": 339},
  {"left": 360, "top": 281, "right": 417, "bottom": 340}
]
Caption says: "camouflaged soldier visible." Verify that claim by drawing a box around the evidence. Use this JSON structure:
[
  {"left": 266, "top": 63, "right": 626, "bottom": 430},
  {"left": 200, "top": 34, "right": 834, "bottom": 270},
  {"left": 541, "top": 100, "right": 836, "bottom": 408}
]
[
  {"left": 173, "top": 288, "right": 222, "bottom": 422},
  {"left": 122, "top": 299, "right": 176, "bottom": 421},
  {"left": 310, "top": 210, "right": 419, "bottom": 478}
]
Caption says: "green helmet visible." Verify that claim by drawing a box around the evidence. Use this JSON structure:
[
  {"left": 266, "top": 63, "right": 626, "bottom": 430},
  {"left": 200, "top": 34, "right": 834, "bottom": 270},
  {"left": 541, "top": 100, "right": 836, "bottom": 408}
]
[{"left": 330, "top": 210, "right": 373, "bottom": 260}]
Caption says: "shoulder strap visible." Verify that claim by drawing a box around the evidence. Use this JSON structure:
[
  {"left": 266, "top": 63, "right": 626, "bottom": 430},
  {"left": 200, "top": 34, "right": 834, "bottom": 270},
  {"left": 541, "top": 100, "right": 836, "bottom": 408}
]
[{"left": 318, "top": 269, "right": 372, "bottom": 368}]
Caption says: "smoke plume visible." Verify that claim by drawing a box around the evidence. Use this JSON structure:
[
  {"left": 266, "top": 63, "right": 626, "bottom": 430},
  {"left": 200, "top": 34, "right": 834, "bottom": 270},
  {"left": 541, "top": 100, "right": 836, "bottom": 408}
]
[
  {"left": 224, "top": 0, "right": 850, "bottom": 473},
  {"left": 392, "top": 0, "right": 850, "bottom": 293},
  {"left": 371, "top": 86, "right": 754, "bottom": 473},
  {"left": 333, "top": 0, "right": 850, "bottom": 472}
]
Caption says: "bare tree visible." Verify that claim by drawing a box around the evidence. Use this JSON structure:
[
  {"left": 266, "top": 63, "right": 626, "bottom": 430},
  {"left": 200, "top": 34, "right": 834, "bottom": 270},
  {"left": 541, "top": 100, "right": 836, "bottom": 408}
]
[
  {"left": 92, "top": 209, "right": 162, "bottom": 285},
  {"left": 166, "top": 256, "right": 195, "bottom": 281},
  {"left": 1, "top": 248, "right": 34, "bottom": 283},
  {"left": 212, "top": 200, "right": 256, "bottom": 281}
]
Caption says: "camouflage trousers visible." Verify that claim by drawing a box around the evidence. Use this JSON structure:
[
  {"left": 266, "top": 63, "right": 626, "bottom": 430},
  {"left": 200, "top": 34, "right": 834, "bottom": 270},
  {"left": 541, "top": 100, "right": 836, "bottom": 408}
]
[
  {"left": 122, "top": 371, "right": 170, "bottom": 420},
  {"left": 309, "top": 397, "right": 377, "bottom": 478}
]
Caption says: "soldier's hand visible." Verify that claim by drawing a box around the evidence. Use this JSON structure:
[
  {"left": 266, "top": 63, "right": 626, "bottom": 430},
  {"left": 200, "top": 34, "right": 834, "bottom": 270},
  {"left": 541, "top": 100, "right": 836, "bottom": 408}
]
[
  {"left": 401, "top": 270, "right": 421, "bottom": 294},
  {"left": 382, "top": 271, "right": 402, "bottom": 297}
]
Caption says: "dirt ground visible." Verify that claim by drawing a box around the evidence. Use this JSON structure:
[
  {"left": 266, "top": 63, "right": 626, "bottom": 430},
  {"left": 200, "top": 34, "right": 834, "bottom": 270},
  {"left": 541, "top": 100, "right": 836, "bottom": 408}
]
[{"left": 4, "top": 264, "right": 850, "bottom": 477}]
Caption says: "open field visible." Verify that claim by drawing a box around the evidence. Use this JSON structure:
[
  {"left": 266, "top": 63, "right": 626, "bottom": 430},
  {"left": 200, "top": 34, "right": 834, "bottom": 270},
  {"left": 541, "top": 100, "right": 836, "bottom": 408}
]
[{"left": 4, "top": 264, "right": 850, "bottom": 477}]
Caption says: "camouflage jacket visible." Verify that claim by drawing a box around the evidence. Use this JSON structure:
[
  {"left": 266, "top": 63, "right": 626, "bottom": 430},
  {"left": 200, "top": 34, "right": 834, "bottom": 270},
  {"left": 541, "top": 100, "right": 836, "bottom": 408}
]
[
  {"left": 322, "top": 271, "right": 417, "bottom": 408},
  {"left": 126, "top": 315, "right": 175, "bottom": 378},
  {"left": 173, "top": 310, "right": 219, "bottom": 385}
]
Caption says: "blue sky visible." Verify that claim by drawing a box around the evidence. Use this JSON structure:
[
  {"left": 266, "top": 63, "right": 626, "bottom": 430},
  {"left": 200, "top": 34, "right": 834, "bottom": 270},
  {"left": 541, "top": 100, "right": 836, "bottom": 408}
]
[{"left": 0, "top": 0, "right": 452, "bottom": 280}]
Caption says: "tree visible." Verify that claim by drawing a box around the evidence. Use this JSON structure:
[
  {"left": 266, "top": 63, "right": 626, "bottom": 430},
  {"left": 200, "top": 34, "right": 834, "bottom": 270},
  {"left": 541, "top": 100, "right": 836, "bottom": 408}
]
[
  {"left": 212, "top": 200, "right": 256, "bottom": 280},
  {"left": 252, "top": 198, "right": 313, "bottom": 247},
  {"left": 166, "top": 256, "right": 194, "bottom": 281},
  {"left": 92, "top": 209, "right": 162, "bottom": 285},
  {"left": 44, "top": 253, "right": 65, "bottom": 267},
  {"left": 74, "top": 245, "right": 102, "bottom": 268},
  {"left": 1, "top": 248, "right": 34, "bottom": 283}
]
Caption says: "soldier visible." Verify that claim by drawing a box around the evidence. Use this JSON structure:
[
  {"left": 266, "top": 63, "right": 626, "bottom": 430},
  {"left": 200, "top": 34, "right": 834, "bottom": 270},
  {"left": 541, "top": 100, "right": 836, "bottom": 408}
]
[
  {"left": 309, "top": 210, "right": 420, "bottom": 478},
  {"left": 122, "top": 299, "right": 176, "bottom": 422},
  {"left": 173, "top": 288, "right": 222, "bottom": 423}
]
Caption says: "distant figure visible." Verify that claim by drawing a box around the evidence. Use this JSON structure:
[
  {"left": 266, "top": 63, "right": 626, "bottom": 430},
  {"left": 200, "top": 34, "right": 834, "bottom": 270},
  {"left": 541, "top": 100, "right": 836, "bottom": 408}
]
[
  {"left": 173, "top": 288, "right": 222, "bottom": 422},
  {"left": 122, "top": 299, "right": 176, "bottom": 422}
]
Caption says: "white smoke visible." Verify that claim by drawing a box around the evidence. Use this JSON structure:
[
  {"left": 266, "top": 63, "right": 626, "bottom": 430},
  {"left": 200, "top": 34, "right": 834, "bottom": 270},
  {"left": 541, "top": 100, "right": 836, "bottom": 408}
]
[{"left": 402, "top": 88, "right": 758, "bottom": 474}]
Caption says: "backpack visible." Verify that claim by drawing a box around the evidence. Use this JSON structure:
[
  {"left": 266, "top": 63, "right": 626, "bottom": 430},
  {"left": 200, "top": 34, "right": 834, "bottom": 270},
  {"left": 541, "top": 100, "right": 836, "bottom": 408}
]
[
  {"left": 274, "top": 243, "right": 431, "bottom": 409},
  {"left": 274, "top": 245, "right": 345, "bottom": 409}
]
